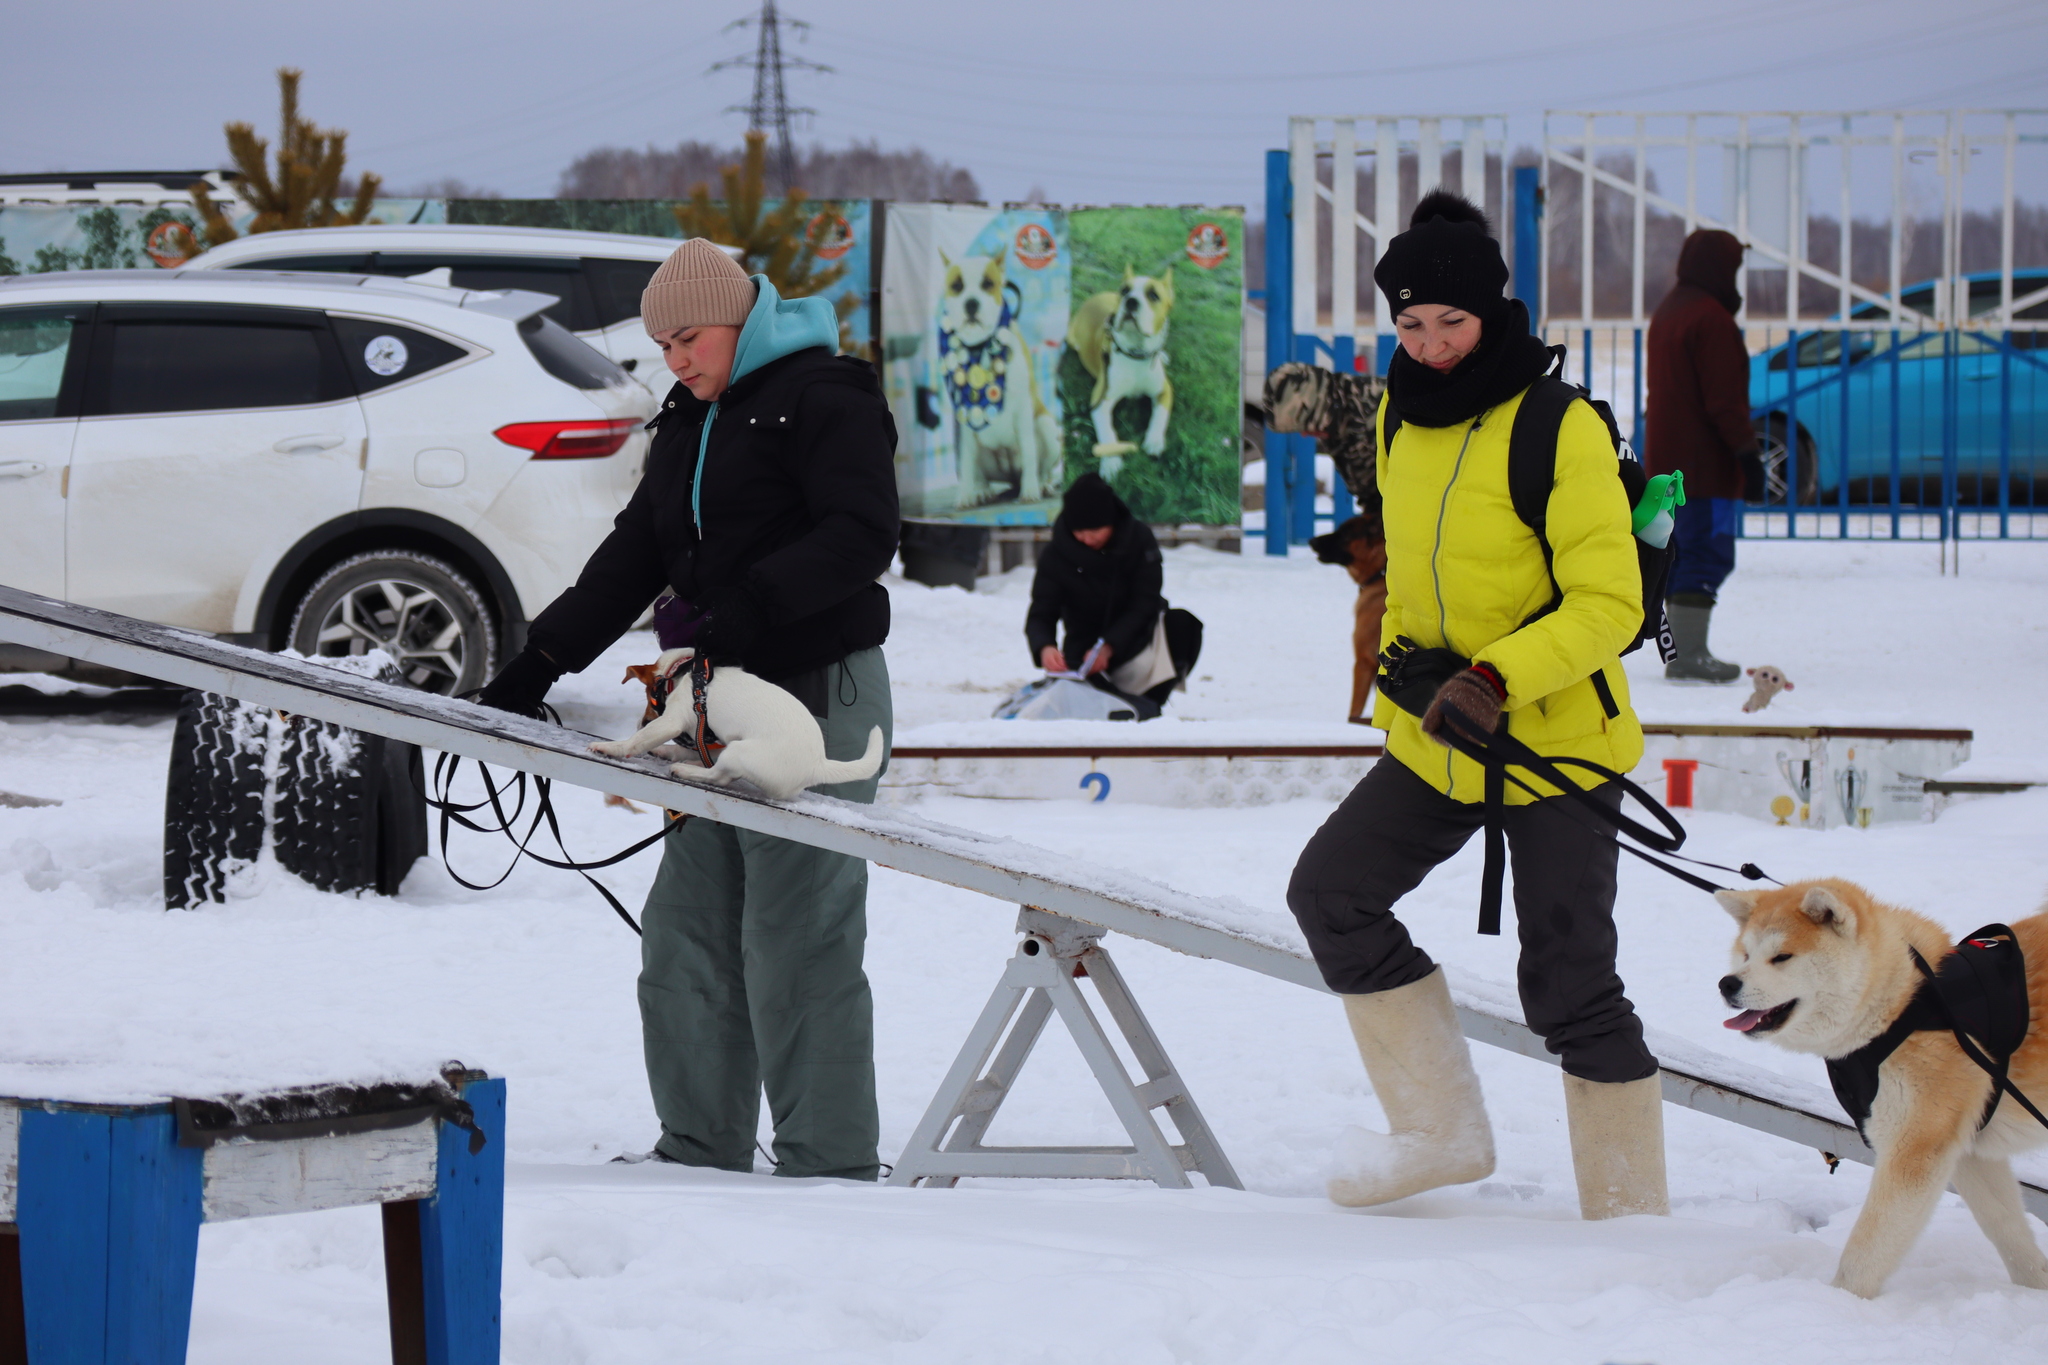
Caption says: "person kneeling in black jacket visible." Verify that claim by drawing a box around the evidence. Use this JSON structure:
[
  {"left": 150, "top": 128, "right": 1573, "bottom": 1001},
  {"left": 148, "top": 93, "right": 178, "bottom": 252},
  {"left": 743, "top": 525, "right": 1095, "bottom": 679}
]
[{"left": 1025, "top": 475, "right": 1201, "bottom": 709}]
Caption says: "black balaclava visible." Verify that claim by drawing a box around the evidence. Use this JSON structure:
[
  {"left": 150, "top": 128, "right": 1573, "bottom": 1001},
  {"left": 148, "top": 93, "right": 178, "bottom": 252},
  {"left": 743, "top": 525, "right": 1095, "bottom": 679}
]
[
  {"left": 1374, "top": 191, "right": 1554, "bottom": 429},
  {"left": 1061, "top": 473, "right": 1125, "bottom": 533}
]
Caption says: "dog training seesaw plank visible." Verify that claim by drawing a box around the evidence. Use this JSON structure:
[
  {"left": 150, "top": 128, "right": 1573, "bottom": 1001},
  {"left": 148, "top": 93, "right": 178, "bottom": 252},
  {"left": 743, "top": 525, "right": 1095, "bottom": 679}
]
[
  {"left": 3, "top": 583, "right": 2043, "bottom": 1218},
  {"left": 0, "top": 584, "right": 1328, "bottom": 994}
]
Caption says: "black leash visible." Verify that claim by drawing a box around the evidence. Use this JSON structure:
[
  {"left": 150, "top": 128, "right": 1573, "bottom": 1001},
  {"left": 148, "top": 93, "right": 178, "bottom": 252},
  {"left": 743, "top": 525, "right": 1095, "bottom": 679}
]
[
  {"left": 1435, "top": 701, "right": 1778, "bottom": 932},
  {"left": 1908, "top": 945, "right": 2048, "bottom": 1133},
  {"left": 422, "top": 700, "right": 678, "bottom": 936}
]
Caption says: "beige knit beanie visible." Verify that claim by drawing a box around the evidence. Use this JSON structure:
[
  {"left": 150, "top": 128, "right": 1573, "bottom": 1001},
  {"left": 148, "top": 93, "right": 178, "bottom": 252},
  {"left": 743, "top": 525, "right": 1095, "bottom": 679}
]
[{"left": 641, "top": 239, "right": 754, "bottom": 336}]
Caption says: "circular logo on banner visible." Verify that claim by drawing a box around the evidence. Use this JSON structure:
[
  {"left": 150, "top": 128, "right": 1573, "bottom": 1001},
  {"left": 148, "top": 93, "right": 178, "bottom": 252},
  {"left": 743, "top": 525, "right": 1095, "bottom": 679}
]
[
  {"left": 1185, "top": 222, "right": 1230, "bottom": 269},
  {"left": 363, "top": 335, "right": 410, "bottom": 376},
  {"left": 807, "top": 212, "right": 855, "bottom": 261},
  {"left": 1013, "top": 222, "right": 1058, "bottom": 270},
  {"left": 145, "top": 220, "right": 201, "bottom": 269}
]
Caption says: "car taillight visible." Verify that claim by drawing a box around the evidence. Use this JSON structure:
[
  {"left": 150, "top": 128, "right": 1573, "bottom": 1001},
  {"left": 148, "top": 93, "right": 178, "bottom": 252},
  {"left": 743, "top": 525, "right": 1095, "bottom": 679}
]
[{"left": 492, "top": 418, "right": 639, "bottom": 459}]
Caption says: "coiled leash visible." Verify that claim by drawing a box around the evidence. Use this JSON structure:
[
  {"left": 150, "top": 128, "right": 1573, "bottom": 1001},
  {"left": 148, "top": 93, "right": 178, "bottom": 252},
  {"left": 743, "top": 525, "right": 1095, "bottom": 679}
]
[
  {"left": 1380, "top": 638, "right": 1776, "bottom": 934},
  {"left": 426, "top": 656, "right": 726, "bottom": 935}
]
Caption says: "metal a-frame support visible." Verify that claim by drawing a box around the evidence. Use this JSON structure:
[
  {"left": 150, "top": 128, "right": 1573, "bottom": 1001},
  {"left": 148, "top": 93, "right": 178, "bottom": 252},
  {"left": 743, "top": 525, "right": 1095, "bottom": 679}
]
[{"left": 887, "top": 908, "right": 1242, "bottom": 1190}]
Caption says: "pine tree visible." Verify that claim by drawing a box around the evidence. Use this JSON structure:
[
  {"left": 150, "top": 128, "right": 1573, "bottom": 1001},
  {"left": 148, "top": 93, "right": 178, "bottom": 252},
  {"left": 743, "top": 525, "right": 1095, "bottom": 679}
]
[
  {"left": 186, "top": 68, "right": 382, "bottom": 248},
  {"left": 671, "top": 130, "right": 855, "bottom": 347}
]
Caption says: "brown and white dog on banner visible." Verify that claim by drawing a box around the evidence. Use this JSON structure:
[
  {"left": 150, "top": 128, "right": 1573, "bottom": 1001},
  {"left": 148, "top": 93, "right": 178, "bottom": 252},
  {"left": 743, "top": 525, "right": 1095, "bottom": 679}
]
[
  {"left": 1267, "top": 362, "right": 1389, "bottom": 723},
  {"left": 1717, "top": 879, "right": 2048, "bottom": 1297},
  {"left": 1068, "top": 265, "right": 1175, "bottom": 483}
]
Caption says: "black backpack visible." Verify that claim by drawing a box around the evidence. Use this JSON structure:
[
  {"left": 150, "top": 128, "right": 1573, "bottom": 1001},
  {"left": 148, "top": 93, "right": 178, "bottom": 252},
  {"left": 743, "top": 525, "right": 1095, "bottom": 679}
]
[{"left": 1383, "top": 346, "right": 1677, "bottom": 669}]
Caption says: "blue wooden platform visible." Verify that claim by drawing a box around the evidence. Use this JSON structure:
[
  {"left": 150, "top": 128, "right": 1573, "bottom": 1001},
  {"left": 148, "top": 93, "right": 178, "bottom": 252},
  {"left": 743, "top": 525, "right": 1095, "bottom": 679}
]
[{"left": 0, "top": 1075, "right": 503, "bottom": 1365}]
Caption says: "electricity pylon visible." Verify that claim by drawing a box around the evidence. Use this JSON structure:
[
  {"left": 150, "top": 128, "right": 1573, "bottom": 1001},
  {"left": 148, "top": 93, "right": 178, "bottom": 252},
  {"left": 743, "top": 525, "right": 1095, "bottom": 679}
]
[{"left": 710, "top": 1, "right": 831, "bottom": 194}]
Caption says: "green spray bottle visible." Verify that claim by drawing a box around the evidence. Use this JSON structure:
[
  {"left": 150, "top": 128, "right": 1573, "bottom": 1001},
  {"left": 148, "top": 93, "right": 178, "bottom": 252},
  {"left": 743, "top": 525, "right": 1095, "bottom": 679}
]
[{"left": 1632, "top": 469, "right": 1685, "bottom": 548}]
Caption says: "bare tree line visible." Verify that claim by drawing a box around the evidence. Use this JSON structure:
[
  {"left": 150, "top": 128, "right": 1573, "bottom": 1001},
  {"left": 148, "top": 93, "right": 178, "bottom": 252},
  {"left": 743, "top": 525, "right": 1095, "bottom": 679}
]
[{"left": 556, "top": 140, "right": 981, "bottom": 202}]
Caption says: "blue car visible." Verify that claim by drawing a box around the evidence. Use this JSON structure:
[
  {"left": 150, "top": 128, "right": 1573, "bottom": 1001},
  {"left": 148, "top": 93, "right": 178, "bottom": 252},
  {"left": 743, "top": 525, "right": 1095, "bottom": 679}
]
[{"left": 1748, "top": 269, "right": 2048, "bottom": 505}]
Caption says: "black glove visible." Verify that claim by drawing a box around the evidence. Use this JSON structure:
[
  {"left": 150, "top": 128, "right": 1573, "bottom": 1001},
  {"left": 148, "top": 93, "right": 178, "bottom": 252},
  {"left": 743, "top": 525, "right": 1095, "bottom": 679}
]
[
  {"left": 1737, "top": 447, "right": 1767, "bottom": 503},
  {"left": 695, "top": 586, "right": 766, "bottom": 663},
  {"left": 1377, "top": 636, "right": 1470, "bottom": 718},
  {"left": 475, "top": 647, "right": 561, "bottom": 718}
]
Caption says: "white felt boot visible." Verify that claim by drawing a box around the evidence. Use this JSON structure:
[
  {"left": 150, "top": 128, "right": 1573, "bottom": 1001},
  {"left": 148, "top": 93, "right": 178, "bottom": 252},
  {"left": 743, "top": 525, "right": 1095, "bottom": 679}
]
[
  {"left": 1563, "top": 1073, "right": 1670, "bottom": 1219},
  {"left": 1328, "top": 969, "right": 1496, "bottom": 1207}
]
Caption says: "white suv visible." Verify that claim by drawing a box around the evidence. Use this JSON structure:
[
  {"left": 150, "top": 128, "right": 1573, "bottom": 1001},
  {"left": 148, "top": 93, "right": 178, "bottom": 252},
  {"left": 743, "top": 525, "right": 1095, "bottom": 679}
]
[
  {"left": 188, "top": 224, "right": 719, "bottom": 387},
  {"left": 0, "top": 268, "right": 655, "bottom": 693}
]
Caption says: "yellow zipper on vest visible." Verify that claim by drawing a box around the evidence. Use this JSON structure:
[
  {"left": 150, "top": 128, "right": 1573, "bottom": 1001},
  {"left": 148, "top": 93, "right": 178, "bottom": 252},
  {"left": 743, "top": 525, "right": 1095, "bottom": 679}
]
[{"left": 1428, "top": 413, "right": 1483, "bottom": 794}]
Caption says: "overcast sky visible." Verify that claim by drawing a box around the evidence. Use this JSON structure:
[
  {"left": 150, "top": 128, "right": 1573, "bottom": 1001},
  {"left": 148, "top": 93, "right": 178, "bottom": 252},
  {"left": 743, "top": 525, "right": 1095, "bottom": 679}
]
[{"left": 4, "top": 0, "right": 2043, "bottom": 208}]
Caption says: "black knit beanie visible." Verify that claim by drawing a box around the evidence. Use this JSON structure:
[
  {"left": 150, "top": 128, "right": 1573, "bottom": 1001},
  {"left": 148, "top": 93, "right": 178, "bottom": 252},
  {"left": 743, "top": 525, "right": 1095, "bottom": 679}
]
[
  {"left": 1373, "top": 190, "right": 1510, "bottom": 324},
  {"left": 1061, "top": 473, "right": 1124, "bottom": 530}
]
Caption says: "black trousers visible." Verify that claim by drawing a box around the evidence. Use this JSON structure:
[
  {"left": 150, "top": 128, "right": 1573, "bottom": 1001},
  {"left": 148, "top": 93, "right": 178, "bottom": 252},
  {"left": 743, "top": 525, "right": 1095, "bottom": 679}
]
[{"left": 1287, "top": 757, "right": 1656, "bottom": 1083}]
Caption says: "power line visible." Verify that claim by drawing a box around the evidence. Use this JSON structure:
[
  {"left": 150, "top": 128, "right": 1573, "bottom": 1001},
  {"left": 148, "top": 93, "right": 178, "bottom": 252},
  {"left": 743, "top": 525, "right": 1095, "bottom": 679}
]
[{"left": 709, "top": 1, "right": 830, "bottom": 193}]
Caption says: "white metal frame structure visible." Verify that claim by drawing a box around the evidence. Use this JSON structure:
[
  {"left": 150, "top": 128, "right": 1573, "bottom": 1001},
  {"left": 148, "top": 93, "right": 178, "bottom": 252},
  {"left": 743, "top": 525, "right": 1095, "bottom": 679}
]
[
  {"left": 1286, "top": 114, "right": 1511, "bottom": 367},
  {"left": 3, "top": 583, "right": 2042, "bottom": 1212},
  {"left": 889, "top": 909, "right": 1241, "bottom": 1188},
  {"left": 1539, "top": 109, "right": 2048, "bottom": 332}
]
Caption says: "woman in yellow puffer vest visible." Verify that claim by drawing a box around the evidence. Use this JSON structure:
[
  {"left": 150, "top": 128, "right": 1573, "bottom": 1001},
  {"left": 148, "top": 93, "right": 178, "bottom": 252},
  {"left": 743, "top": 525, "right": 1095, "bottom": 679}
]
[{"left": 1286, "top": 191, "right": 1667, "bottom": 1223}]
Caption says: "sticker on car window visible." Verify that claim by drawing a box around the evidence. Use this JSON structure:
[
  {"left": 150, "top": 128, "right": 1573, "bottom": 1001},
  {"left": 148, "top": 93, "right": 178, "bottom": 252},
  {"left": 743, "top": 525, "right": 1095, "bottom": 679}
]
[{"left": 364, "top": 335, "right": 409, "bottom": 376}]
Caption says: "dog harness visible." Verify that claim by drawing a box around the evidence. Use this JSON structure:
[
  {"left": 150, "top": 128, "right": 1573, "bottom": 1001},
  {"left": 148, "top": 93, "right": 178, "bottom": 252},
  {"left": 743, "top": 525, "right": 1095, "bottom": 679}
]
[
  {"left": 937, "top": 291, "right": 1019, "bottom": 433},
  {"left": 1826, "top": 926, "right": 2038, "bottom": 1141},
  {"left": 627, "top": 653, "right": 724, "bottom": 767}
]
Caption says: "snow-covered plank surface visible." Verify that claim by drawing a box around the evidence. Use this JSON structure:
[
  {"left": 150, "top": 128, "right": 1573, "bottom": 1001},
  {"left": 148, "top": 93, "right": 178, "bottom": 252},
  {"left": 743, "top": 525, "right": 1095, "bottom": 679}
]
[{"left": 0, "top": 583, "right": 1324, "bottom": 980}]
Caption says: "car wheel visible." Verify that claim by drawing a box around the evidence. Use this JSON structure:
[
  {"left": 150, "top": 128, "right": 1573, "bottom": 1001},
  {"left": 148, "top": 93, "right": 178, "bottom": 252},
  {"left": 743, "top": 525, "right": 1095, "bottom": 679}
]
[
  {"left": 1752, "top": 415, "right": 1820, "bottom": 504},
  {"left": 287, "top": 551, "right": 497, "bottom": 695}
]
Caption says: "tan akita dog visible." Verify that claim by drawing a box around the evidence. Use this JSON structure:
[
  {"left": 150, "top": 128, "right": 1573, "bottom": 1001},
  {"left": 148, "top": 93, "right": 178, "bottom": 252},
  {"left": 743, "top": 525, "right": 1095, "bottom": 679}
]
[{"left": 1717, "top": 878, "right": 2048, "bottom": 1297}]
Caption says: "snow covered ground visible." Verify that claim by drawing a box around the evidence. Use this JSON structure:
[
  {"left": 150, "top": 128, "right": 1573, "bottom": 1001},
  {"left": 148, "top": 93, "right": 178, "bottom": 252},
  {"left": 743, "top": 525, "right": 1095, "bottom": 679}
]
[{"left": 3, "top": 537, "right": 2047, "bottom": 1361}]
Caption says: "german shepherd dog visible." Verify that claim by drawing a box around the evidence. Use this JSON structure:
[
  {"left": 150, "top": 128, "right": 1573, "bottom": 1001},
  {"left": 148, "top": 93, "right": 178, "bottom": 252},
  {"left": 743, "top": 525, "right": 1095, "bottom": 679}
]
[{"left": 1718, "top": 879, "right": 2048, "bottom": 1297}]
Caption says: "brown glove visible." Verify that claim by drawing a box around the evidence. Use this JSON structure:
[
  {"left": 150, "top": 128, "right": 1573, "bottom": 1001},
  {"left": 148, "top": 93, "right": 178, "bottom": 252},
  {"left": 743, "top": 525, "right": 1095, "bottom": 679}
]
[{"left": 1420, "top": 665, "right": 1506, "bottom": 747}]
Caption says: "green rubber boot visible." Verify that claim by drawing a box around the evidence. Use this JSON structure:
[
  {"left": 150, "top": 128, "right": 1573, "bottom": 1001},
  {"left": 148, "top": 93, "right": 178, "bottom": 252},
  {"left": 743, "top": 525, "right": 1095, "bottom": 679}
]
[{"left": 1663, "top": 598, "right": 1740, "bottom": 684}]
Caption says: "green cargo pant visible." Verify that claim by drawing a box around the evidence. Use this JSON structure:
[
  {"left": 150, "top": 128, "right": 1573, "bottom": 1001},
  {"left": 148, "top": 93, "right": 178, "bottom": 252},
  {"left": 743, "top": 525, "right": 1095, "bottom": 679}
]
[{"left": 638, "top": 646, "right": 891, "bottom": 1180}]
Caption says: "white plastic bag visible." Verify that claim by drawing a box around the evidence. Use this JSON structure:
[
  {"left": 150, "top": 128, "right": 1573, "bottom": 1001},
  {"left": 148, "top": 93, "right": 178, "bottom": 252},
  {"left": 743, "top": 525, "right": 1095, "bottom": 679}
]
[{"left": 991, "top": 677, "right": 1140, "bottom": 722}]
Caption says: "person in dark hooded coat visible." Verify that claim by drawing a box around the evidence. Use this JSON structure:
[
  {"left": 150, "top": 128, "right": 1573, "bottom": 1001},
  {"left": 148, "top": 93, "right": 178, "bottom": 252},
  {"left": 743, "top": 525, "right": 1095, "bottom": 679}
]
[
  {"left": 1645, "top": 229, "right": 1764, "bottom": 683},
  {"left": 1024, "top": 474, "right": 1201, "bottom": 707}
]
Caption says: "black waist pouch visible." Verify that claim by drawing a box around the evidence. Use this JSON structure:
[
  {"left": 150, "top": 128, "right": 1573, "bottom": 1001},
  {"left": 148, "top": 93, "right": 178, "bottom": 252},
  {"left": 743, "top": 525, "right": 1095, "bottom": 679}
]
[{"left": 1377, "top": 636, "right": 1471, "bottom": 718}]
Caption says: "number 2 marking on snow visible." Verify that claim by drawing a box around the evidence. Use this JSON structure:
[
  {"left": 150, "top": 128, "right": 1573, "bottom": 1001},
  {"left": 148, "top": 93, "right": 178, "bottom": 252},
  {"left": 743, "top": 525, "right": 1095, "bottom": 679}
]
[{"left": 1079, "top": 772, "right": 1110, "bottom": 803}]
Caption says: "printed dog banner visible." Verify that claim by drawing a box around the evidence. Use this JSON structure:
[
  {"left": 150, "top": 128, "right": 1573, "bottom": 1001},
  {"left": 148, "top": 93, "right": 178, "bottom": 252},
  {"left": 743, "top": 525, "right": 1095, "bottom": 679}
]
[
  {"left": 0, "top": 198, "right": 869, "bottom": 345},
  {"left": 0, "top": 200, "right": 445, "bottom": 274},
  {"left": 881, "top": 204, "right": 1244, "bottom": 527},
  {"left": 881, "top": 204, "right": 1072, "bottom": 524},
  {"left": 1062, "top": 207, "right": 1244, "bottom": 526}
]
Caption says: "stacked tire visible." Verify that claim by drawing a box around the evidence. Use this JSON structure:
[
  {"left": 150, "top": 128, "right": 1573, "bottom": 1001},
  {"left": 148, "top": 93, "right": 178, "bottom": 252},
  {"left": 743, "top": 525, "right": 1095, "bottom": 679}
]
[{"left": 163, "top": 689, "right": 428, "bottom": 909}]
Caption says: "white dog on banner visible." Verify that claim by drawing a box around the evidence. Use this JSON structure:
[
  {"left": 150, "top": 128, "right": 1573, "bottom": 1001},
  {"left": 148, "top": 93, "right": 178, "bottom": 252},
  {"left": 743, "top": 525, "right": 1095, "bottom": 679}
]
[{"left": 936, "top": 244, "right": 1061, "bottom": 508}]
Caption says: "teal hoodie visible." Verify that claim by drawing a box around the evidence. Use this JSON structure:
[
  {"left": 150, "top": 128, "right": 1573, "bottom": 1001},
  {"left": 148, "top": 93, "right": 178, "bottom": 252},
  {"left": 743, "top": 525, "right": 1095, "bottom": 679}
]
[{"left": 691, "top": 274, "right": 840, "bottom": 529}]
